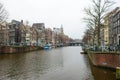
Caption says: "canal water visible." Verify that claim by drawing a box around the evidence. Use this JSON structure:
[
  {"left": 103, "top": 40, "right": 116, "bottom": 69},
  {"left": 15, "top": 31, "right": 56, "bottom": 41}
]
[{"left": 0, "top": 47, "right": 116, "bottom": 80}]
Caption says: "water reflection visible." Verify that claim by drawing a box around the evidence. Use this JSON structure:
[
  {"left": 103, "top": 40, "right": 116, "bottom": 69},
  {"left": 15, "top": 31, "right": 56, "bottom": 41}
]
[
  {"left": 0, "top": 49, "right": 64, "bottom": 80},
  {"left": 82, "top": 53, "right": 116, "bottom": 80},
  {"left": 0, "top": 47, "right": 116, "bottom": 80},
  {"left": 90, "top": 63, "right": 116, "bottom": 80},
  {"left": 0, "top": 54, "right": 28, "bottom": 80}
]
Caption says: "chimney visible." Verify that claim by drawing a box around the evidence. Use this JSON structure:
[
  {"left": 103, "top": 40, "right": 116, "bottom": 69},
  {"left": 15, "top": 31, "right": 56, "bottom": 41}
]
[{"left": 21, "top": 20, "right": 23, "bottom": 24}]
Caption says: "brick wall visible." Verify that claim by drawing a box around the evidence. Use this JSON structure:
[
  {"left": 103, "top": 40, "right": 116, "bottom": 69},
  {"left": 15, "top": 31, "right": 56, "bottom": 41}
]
[
  {"left": 88, "top": 52, "right": 120, "bottom": 68},
  {"left": 0, "top": 46, "right": 43, "bottom": 54}
]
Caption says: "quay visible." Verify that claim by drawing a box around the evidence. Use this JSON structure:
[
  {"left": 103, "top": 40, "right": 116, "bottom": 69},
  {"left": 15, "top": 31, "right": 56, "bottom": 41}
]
[
  {"left": 82, "top": 49, "right": 120, "bottom": 79},
  {"left": 87, "top": 51, "right": 120, "bottom": 69},
  {"left": 0, "top": 46, "right": 43, "bottom": 54}
]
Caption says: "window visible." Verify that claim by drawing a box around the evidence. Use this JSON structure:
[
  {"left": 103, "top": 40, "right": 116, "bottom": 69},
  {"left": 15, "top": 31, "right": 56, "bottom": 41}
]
[
  {"left": 118, "top": 13, "right": 119, "bottom": 19},
  {"left": 116, "top": 22, "right": 117, "bottom": 27},
  {"left": 119, "top": 26, "right": 120, "bottom": 34},
  {"left": 118, "top": 20, "right": 120, "bottom": 26},
  {"left": 117, "top": 27, "right": 118, "bottom": 34},
  {"left": 117, "top": 20, "right": 119, "bottom": 26}
]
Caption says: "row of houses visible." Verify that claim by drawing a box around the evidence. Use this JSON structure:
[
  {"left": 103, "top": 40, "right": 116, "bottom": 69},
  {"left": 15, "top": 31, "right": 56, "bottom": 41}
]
[
  {"left": 82, "top": 7, "right": 120, "bottom": 47},
  {"left": 0, "top": 20, "right": 71, "bottom": 47},
  {"left": 104, "top": 7, "right": 120, "bottom": 46}
]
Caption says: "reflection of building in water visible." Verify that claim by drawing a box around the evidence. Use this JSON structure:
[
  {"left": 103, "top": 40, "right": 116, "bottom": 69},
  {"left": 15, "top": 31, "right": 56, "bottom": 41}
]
[
  {"left": 0, "top": 53, "right": 27, "bottom": 79},
  {"left": 23, "top": 49, "right": 64, "bottom": 76},
  {"left": 89, "top": 62, "right": 115, "bottom": 80}
]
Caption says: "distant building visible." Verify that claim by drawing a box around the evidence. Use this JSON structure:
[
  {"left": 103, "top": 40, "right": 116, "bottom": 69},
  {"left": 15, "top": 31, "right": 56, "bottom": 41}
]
[
  {"left": 24, "top": 25, "right": 32, "bottom": 46},
  {"left": 53, "top": 26, "right": 63, "bottom": 34},
  {"left": 32, "top": 23, "right": 46, "bottom": 46},
  {"left": 30, "top": 27, "right": 37, "bottom": 46},
  {"left": 45, "top": 28, "right": 52, "bottom": 44},
  {"left": 52, "top": 26, "right": 64, "bottom": 46},
  {"left": 19, "top": 20, "right": 26, "bottom": 45}
]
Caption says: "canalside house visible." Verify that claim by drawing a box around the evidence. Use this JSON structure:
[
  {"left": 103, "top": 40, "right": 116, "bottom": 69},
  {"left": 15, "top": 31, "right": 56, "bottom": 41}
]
[
  {"left": 100, "top": 24, "right": 104, "bottom": 47},
  {"left": 30, "top": 27, "right": 37, "bottom": 46},
  {"left": 112, "top": 7, "right": 120, "bottom": 46},
  {"left": 19, "top": 20, "right": 26, "bottom": 46},
  {"left": 0, "top": 20, "right": 71, "bottom": 47},
  {"left": 104, "top": 14, "right": 109, "bottom": 46},
  {"left": 52, "top": 27, "right": 61, "bottom": 46},
  {"left": 32, "top": 23, "right": 46, "bottom": 46},
  {"left": 24, "top": 25, "right": 32, "bottom": 46},
  {"left": 9, "top": 20, "right": 20, "bottom": 45},
  {"left": 0, "top": 22, "right": 9, "bottom": 46},
  {"left": 8, "top": 20, "right": 26, "bottom": 46},
  {"left": 52, "top": 26, "right": 65, "bottom": 46},
  {"left": 45, "top": 28, "right": 52, "bottom": 44},
  {"left": 107, "top": 7, "right": 120, "bottom": 46}
]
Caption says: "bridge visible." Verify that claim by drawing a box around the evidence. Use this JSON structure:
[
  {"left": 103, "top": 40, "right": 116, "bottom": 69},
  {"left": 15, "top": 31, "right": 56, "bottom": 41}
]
[{"left": 69, "top": 39, "right": 82, "bottom": 46}]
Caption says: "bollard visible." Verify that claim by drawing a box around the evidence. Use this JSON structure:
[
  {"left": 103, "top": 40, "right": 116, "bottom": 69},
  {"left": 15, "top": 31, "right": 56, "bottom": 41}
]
[{"left": 116, "top": 67, "right": 120, "bottom": 80}]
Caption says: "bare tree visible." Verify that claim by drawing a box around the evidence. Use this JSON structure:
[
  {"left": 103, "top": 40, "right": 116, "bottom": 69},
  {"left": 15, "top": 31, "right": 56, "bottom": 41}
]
[
  {"left": 84, "top": 0, "right": 115, "bottom": 46},
  {"left": 0, "top": 3, "right": 8, "bottom": 22},
  {"left": 83, "top": 17, "right": 97, "bottom": 45}
]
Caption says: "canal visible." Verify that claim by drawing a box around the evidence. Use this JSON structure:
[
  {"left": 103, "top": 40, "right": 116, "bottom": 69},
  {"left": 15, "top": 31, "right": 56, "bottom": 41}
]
[{"left": 0, "top": 47, "right": 116, "bottom": 80}]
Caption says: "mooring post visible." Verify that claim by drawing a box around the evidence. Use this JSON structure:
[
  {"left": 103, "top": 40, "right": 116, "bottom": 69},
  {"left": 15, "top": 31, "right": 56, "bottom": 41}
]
[{"left": 116, "top": 67, "right": 120, "bottom": 80}]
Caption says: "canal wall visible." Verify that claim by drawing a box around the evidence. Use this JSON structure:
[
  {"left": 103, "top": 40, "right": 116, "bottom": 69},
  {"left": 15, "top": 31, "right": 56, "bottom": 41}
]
[
  {"left": 88, "top": 51, "right": 120, "bottom": 69},
  {"left": 0, "top": 46, "right": 43, "bottom": 53}
]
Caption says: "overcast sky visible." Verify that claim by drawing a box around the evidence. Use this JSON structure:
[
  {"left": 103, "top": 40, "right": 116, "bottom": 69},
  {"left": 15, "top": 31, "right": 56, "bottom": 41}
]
[{"left": 0, "top": 0, "right": 120, "bottom": 39}]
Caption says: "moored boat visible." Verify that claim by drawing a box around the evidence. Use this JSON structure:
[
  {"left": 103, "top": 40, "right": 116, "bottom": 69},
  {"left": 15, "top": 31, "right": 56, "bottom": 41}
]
[{"left": 44, "top": 44, "right": 52, "bottom": 50}]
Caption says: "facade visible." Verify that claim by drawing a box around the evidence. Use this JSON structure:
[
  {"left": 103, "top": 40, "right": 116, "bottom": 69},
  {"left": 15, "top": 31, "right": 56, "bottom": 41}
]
[
  {"left": 30, "top": 27, "right": 37, "bottom": 46},
  {"left": 9, "top": 20, "right": 26, "bottom": 45},
  {"left": 9, "top": 20, "right": 21, "bottom": 45},
  {"left": 112, "top": 7, "right": 120, "bottom": 45},
  {"left": 108, "top": 7, "right": 120, "bottom": 46},
  {"left": 108, "top": 11, "right": 114, "bottom": 45},
  {"left": 25, "top": 25, "right": 32, "bottom": 45},
  {"left": 45, "top": 28, "right": 52, "bottom": 44},
  {"left": 19, "top": 20, "right": 26, "bottom": 45},
  {"left": 53, "top": 27, "right": 63, "bottom": 34},
  {"left": 104, "top": 15, "right": 109, "bottom": 45},
  {"left": 0, "top": 22, "right": 9, "bottom": 45},
  {"left": 32, "top": 23, "right": 46, "bottom": 46},
  {"left": 0, "top": 20, "right": 71, "bottom": 47},
  {"left": 52, "top": 26, "right": 64, "bottom": 46},
  {"left": 100, "top": 25, "right": 104, "bottom": 47},
  {"left": 62, "top": 35, "right": 70, "bottom": 44}
]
